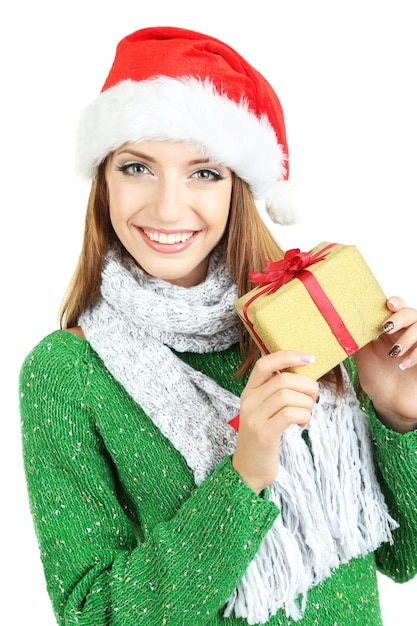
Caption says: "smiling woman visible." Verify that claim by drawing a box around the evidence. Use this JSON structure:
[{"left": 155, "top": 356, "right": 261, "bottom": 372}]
[
  {"left": 106, "top": 141, "right": 233, "bottom": 287},
  {"left": 17, "top": 24, "right": 417, "bottom": 626}
]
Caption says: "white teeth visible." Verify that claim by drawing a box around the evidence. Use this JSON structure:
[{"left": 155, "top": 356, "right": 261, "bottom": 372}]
[{"left": 143, "top": 230, "right": 194, "bottom": 244}]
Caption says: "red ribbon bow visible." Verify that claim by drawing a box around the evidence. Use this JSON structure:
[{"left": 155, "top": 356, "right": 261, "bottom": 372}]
[{"left": 250, "top": 247, "right": 329, "bottom": 293}]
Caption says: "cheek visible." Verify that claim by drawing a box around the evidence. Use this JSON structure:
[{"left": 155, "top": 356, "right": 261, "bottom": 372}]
[
  {"left": 210, "top": 189, "right": 232, "bottom": 229},
  {"left": 108, "top": 186, "right": 134, "bottom": 226},
  {"left": 217, "top": 206, "right": 230, "bottom": 233},
  {"left": 108, "top": 201, "right": 121, "bottom": 233},
  {"left": 200, "top": 181, "right": 232, "bottom": 220}
]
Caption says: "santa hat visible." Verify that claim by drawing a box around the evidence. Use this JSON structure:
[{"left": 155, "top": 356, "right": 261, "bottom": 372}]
[{"left": 75, "top": 26, "right": 300, "bottom": 225}]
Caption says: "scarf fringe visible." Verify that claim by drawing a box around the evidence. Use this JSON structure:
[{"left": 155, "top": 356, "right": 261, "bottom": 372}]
[{"left": 223, "top": 374, "right": 398, "bottom": 624}]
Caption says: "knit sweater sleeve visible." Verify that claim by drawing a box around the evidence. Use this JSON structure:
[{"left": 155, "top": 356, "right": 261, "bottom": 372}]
[
  {"left": 19, "top": 332, "right": 279, "bottom": 625},
  {"left": 367, "top": 403, "right": 417, "bottom": 582},
  {"left": 344, "top": 357, "right": 417, "bottom": 583}
]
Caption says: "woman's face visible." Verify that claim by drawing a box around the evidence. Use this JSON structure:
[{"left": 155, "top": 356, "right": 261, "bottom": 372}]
[{"left": 106, "top": 140, "right": 233, "bottom": 287}]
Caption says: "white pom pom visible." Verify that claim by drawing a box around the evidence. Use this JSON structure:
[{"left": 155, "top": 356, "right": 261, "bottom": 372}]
[{"left": 264, "top": 180, "right": 305, "bottom": 225}]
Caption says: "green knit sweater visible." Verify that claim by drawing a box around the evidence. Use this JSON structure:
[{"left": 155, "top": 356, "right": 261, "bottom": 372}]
[{"left": 19, "top": 330, "right": 417, "bottom": 626}]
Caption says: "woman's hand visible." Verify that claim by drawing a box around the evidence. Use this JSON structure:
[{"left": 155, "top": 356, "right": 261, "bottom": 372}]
[
  {"left": 354, "top": 296, "right": 417, "bottom": 433},
  {"left": 232, "top": 351, "right": 319, "bottom": 494}
]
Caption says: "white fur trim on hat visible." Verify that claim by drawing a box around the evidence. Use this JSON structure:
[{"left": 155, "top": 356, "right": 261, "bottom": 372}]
[
  {"left": 75, "top": 76, "right": 287, "bottom": 201},
  {"left": 265, "top": 180, "right": 305, "bottom": 225}
]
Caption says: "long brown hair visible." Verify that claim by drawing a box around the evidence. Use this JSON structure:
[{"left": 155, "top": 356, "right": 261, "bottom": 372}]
[
  {"left": 59, "top": 164, "right": 342, "bottom": 388},
  {"left": 59, "top": 161, "right": 114, "bottom": 329}
]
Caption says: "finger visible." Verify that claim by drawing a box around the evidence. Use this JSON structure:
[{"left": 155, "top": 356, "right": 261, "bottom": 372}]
[
  {"left": 382, "top": 306, "right": 417, "bottom": 335},
  {"left": 386, "top": 326, "right": 417, "bottom": 357},
  {"left": 385, "top": 296, "right": 407, "bottom": 313},
  {"left": 241, "top": 373, "right": 319, "bottom": 424},
  {"left": 268, "top": 371, "right": 319, "bottom": 402},
  {"left": 272, "top": 404, "right": 315, "bottom": 430},
  {"left": 263, "top": 386, "right": 317, "bottom": 418},
  {"left": 240, "top": 389, "right": 316, "bottom": 444},
  {"left": 398, "top": 344, "right": 417, "bottom": 371},
  {"left": 246, "top": 351, "right": 315, "bottom": 389}
]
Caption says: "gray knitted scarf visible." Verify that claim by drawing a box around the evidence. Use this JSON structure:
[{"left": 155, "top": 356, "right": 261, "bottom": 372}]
[{"left": 80, "top": 245, "right": 397, "bottom": 624}]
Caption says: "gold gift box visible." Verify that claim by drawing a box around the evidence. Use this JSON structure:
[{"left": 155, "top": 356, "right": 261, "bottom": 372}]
[{"left": 234, "top": 242, "right": 388, "bottom": 379}]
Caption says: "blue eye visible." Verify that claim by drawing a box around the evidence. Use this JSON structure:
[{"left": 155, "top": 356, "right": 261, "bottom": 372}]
[{"left": 117, "top": 161, "right": 149, "bottom": 176}]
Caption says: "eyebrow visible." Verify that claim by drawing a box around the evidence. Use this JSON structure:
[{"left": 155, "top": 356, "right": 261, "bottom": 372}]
[{"left": 114, "top": 148, "right": 212, "bottom": 167}]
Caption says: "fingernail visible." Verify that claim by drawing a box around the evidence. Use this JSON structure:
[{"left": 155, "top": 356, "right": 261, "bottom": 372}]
[
  {"left": 382, "top": 320, "right": 395, "bottom": 333},
  {"left": 300, "top": 353, "right": 315, "bottom": 363},
  {"left": 388, "top": 298, "right": 400, "bottom": 308},
  {"left": 399, "top": 358, "right": 411, "bottom": 371},
  {"left": 315, "top": 394, "right": 320, "bottom": 404},
  {"left": 389, "top": 344, "right": 403, "bottom": 357}
]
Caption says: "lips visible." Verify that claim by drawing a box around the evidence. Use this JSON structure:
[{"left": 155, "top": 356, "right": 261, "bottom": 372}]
[{"left": 136, "top": 227, "right": 199, "bottom": 253}]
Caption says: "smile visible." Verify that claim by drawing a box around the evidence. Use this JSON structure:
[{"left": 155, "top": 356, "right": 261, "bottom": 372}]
[
  {"left": 142, "top": 229, "right": 195, "bottom": 244},
  {"left": 136, "top": 227, "right": 199, "bottom": 254}
]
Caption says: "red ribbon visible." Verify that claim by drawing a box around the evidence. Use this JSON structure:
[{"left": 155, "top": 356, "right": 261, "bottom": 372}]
[
  {"left": 242, "top": 243, "right": 359, "bottom": 357},
  {"left": 250, "top": 246, "right": 331, "bottom": 293}
]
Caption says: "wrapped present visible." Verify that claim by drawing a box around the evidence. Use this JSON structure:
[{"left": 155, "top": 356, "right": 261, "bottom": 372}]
[{"left": 234, "top": 242, "right": 388, "bottom": 379}]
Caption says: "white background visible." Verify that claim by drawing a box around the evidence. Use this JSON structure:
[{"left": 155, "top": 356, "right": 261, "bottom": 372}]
[{"left": 2, "top": 1, "right": 416, "bottom": 623}]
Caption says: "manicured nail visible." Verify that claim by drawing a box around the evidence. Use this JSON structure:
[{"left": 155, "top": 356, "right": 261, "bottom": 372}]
[
  {"left": 399, "top": 358, "right": 412, "bottom": 371},
  {"left": 388, "top": 298, "right": 400, "bottom": 308},
  {"left": 300, "top": 353, "right": 315, "bottom": 363},
  {"left": 382, "top": 320, "right": 395, "bottom": 333},
  {"left": 389, "top": 344, "right": 402, "bottom": 357}
]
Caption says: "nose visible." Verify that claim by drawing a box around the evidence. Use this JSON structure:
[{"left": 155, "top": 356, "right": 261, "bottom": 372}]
[{"left": 152, "top": 175, "right": 187, "bottom": 223}]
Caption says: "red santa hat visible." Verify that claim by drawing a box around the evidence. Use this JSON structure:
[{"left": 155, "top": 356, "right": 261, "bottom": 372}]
[{"left": 75, "top": 26, "right": 300, "bottom": 225}]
